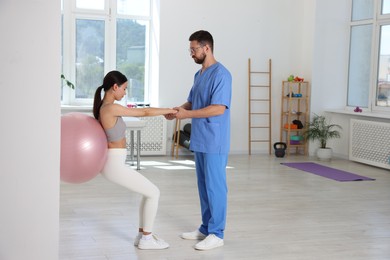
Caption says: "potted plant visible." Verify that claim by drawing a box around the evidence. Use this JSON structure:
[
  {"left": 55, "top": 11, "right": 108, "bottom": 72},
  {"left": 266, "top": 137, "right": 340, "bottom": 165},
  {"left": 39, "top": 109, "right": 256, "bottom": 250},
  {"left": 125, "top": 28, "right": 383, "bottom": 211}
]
[{"left": 303, "top": 113, "right": 342, "bottom": 161}]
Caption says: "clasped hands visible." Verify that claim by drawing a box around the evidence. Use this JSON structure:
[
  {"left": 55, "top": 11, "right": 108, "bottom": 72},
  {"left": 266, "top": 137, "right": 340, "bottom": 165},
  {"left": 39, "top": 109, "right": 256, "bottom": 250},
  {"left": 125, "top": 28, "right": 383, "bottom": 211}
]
[{"left": 165, "top": 107, "right": 188, "bottom": 120}]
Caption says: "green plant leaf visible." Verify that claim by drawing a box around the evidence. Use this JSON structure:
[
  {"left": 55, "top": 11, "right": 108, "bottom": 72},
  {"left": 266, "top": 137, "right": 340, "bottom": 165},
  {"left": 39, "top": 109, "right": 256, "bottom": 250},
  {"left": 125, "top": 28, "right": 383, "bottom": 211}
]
[
  {"left": 303, "top": 113, "right": 342, "bottom": 148},
  {"left": 61, "top": 74, "right": 75, "bottom": 89}
]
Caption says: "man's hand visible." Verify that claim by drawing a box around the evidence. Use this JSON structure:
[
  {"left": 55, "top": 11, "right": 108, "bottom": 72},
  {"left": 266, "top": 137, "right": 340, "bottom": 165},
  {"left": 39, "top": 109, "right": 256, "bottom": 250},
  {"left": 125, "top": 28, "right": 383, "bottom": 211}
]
[{"left": 174, "top": 107, "right": 190, "bottom": 119}]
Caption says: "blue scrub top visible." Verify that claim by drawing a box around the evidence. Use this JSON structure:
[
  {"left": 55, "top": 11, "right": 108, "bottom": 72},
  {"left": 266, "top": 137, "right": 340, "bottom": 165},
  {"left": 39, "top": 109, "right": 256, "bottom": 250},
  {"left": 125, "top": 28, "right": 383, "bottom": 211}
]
[{"left": 187, "top": 62, "right": 232, "bottom": 154}]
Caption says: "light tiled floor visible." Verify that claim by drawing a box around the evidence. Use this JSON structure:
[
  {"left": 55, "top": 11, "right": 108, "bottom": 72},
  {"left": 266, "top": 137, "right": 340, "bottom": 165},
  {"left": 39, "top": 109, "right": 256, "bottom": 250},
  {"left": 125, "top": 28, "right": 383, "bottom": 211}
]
[{"left": 60, "top": 155, "right": 390, "bottom": 259}]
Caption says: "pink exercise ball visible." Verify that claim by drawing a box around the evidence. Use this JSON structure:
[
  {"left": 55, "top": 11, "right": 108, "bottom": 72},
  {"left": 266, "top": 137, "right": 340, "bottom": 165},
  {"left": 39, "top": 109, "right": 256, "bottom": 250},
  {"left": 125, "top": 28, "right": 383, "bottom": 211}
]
[{"left": 60, "top": 113, "right": 108, "bottom": 184}]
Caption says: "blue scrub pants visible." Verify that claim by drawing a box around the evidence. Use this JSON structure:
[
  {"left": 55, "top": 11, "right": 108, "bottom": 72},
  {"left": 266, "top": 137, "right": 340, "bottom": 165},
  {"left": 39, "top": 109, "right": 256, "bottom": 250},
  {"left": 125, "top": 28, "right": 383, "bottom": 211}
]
[{"left": 194, "top": 152, "right": 228, "bottom": 239}]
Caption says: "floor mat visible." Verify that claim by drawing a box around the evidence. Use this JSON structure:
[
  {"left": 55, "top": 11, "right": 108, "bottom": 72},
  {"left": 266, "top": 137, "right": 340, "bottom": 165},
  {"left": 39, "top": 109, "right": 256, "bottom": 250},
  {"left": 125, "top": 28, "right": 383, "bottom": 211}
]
[{"left": 281, "top": 162, "right": 375, "bottom": 181}]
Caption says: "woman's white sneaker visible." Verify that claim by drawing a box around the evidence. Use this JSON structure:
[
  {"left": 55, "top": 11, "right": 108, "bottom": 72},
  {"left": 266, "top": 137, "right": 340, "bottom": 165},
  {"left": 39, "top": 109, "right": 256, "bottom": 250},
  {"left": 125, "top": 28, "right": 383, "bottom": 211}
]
[
  {"left": 137, "top": 234, "right": 169, "bottom": 250},
  {"left": 194, "top": 234, "right": 224, "bottom": 250},
  {"left": 181, "top": 229, "right": 207, "bottom": 240}
]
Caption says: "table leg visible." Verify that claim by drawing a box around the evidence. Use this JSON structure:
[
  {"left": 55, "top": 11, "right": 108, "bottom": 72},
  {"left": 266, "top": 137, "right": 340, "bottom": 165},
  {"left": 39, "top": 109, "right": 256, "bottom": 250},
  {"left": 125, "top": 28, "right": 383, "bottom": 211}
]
[
  {"left": 130, "top": 130, "right": 134, "bottom": 166},
  {"left": 136, "top": 130, "right": 141, "bottom": 170}
]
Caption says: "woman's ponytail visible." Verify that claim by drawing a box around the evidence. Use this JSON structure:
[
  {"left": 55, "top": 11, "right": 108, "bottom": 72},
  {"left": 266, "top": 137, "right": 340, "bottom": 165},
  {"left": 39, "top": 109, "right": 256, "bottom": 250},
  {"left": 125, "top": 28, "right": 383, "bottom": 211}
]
[{"left": 93, "top": 85, "right": 104, "bottom": 119}]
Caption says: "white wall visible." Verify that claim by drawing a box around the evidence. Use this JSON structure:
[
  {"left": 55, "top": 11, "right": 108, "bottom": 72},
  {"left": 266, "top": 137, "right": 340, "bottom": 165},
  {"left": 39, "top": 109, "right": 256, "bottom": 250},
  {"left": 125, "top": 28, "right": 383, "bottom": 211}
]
[
  {"left": 0, "top": 1, "right": 60, "bottom": 259},
  {"left": 159, "top": 0, "right": 316, "bottom": 154},
  {"left": 159, "top": 0, "right": 365, "bottom": 159},
  {"left": 311, "top": 0, "right": 352, "bottom": 157}
]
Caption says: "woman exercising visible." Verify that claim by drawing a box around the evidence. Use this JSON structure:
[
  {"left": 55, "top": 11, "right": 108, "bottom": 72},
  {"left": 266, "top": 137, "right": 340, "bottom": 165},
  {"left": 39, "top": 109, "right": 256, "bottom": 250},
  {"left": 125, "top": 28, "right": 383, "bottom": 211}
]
[{"left": 93, "top": 70, "right": 176, "bottom": 250}]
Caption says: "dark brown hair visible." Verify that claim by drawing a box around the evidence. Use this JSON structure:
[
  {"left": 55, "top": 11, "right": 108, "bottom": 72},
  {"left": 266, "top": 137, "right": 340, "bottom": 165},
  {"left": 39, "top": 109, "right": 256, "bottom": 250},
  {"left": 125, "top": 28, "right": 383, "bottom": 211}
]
[
  {"left": 189, "top": 30, "right": 214, "bottom": 52},
  {"left": 93, "top": 71, "right": 128, "bottom": 119}
]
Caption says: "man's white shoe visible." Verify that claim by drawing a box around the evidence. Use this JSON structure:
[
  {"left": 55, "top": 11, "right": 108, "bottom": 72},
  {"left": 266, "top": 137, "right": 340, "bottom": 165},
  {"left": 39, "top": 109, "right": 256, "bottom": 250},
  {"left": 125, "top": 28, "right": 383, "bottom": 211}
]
[
  {"left": 181, "top": 229, "right": 207, "bottom": 240},
  {"left": 137, "top": 234, "right": 169, "bottom": 250},
  {"left": 194, "top": 234, "right": 224, "bottom": 250}
]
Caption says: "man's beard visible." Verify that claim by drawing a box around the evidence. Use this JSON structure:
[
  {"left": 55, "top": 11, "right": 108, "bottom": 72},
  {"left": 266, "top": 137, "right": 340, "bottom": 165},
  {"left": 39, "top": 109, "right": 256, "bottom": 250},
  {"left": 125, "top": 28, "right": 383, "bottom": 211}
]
[{"left": 193, "top": 54, "right": 206, "bottom": 64}]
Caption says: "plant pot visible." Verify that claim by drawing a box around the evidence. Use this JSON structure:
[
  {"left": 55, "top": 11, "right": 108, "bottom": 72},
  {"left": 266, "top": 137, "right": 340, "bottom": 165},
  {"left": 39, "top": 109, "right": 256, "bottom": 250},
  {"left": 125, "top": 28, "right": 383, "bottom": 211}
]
[{"left": 316, "top": 147, "right": 333, "bottom": 161}]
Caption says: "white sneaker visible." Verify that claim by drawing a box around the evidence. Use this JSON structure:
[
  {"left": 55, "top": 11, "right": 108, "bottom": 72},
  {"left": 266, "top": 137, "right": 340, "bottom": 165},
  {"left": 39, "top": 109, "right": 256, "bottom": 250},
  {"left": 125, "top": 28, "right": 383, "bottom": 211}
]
[
  {"left": 194, "top": 234, "right": 224, "bottom": 250},
  {"left": 181, "top": 229, "right": 207, "bottom": 240},
  {"left": 133, "top": 233, "right": 142, "bottom": 246},
  {"left": 137, "top": 234, "right": 169, "bottom": 250}
]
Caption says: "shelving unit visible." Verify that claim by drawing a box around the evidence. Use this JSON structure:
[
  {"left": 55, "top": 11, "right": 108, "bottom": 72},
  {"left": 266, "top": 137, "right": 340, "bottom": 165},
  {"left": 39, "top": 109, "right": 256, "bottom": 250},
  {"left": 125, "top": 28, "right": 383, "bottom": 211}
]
[
  {"left": 280, "top": 81, "right": 310, "bottom": 156},
  {"left": 248, "top": 58, "right": 272, "bottom": 155}
]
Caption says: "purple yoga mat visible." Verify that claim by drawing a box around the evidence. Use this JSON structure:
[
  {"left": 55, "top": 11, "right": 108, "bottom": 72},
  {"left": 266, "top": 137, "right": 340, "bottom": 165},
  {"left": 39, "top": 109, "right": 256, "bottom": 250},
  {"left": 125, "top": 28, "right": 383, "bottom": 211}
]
[{"left": 281, "top": 162, "right": 375, "bottom": 181}]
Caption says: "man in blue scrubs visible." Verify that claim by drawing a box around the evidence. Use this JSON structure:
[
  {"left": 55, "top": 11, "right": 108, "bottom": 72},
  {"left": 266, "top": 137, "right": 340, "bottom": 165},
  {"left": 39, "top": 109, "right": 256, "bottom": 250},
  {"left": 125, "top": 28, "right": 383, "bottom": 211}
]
[{"left": 167, "top": 30, "right": 232, "bottom": 250}]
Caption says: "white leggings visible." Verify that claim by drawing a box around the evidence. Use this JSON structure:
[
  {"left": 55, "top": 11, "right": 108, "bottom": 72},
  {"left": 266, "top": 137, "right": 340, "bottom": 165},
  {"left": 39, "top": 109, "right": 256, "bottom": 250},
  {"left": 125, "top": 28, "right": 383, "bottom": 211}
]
[{"left": 101, "top": 148, "right": 160, "bottom": 232}]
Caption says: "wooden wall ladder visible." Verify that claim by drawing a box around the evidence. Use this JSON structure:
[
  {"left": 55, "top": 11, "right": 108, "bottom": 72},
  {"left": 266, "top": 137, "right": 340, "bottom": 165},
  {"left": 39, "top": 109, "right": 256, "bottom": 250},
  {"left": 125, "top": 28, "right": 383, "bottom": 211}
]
[{"left": 248, "top": 58, "right": 272, "bottom": 155}]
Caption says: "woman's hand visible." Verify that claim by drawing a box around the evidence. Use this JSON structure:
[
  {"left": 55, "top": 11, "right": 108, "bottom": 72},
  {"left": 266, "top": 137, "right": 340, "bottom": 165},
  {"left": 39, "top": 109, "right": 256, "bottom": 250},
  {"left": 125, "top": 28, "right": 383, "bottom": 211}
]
[{"left": 164, "top": 108, "right": 178, "bottom": 120}]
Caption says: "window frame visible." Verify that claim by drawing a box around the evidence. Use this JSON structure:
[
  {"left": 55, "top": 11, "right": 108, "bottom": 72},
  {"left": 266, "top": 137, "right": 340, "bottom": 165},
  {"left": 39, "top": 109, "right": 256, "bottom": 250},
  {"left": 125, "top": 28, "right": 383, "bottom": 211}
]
[
  {"left": 347, "top": 21, "right": 374, "bottom": 110},
  {"left": 348, "top": 0, "right": 390, "bottom": 112},
  {"left": 372, "top": 1, "right": 390, "bottom": 111},
  {"left": 61, "top": 0, "right": 156, "bottom": 106}
]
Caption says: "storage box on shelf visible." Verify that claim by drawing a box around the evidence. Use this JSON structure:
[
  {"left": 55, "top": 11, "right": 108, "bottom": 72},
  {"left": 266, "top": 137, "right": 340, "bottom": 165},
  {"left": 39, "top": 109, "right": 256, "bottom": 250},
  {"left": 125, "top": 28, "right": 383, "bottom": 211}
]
[{"left": 280, "top": 81, "right": 310, "bottom": 156}]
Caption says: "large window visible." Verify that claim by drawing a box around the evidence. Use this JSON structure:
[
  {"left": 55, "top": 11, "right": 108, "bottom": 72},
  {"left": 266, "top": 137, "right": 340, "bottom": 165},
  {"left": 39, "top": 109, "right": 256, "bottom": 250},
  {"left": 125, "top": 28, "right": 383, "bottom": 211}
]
[
  {"left": 348, "top": 0, "right": 390, "bottom": 111},
  {"left": 61, "top": 0, "right": 156, "bottom": 106}
]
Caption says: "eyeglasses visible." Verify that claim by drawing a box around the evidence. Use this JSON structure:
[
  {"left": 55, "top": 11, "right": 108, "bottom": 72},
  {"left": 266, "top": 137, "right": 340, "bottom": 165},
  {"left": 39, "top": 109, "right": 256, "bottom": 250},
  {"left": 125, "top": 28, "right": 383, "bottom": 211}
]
[{"left": 188, "top": 46, "right": 203, "bottom": 54}]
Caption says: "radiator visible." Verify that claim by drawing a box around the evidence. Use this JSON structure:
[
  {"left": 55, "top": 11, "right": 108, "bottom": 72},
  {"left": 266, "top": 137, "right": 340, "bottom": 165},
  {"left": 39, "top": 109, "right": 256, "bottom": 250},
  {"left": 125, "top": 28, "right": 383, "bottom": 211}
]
[
  {"left": 350, "top": 119, "right": 390, "bottom": 169},
  {"left": 126, "top": 116, "right": 167, "bottom": 155}
]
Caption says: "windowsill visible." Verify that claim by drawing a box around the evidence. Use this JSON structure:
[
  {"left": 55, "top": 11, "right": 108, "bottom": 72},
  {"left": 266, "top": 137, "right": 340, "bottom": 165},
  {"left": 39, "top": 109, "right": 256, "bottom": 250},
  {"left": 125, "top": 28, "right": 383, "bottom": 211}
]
[{"left": 326, "top": 109, "right": 390, "bottom": 119}]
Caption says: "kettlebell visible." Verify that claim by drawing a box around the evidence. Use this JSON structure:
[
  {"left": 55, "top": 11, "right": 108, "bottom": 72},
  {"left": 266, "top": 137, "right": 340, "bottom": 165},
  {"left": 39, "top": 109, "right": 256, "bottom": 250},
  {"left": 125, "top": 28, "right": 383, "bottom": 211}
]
[{"left": 273, "top": 142, "right": 287, "bottom": 158}]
